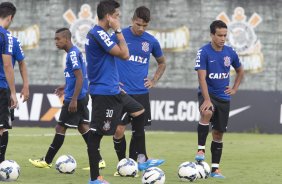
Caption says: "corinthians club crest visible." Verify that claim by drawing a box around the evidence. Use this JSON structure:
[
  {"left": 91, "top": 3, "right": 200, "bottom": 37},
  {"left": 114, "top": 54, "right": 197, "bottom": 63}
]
[
  {"left": 217, "top": 7, "right": 264, "bottom": 74},
  {"left": 103, "top": 120, "right": 111, "bottom": 131},
  {"left": 63, "top": 4, "right": 97, "bottom": 52}
]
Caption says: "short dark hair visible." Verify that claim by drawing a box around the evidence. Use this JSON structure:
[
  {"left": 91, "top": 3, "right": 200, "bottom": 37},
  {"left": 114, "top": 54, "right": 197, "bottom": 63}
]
[
  {"left": 133, "top": 6, "right": 150, "bottom": 23},
  {"left": 56, "top": 28, "right": 71, "bottom": 39},
  {"left": 0, "top": 2, "right": 16, "bottom": 19},
  {"left": 97, "top": 0, "right": 120, "bottom": 20},
  {"left": 210, "top": 20, "right": 227, "bottom": 34}
]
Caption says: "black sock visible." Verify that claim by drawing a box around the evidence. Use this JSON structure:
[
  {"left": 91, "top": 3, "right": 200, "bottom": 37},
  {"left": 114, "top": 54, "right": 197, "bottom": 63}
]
[
  {"left": 211, "top": 141, "right": 223, "bottom": 172},
  {"left": 131, "top": 113, "right": 147, "bottom": 160},
  {"left": 129, "top": 135, "right": 137, "bottom": 160},
  {"left": 88, "top": 131, "right": 103, "bottom": 181},
  {"left": 0, "top": 131, "right": 8, "bottom": 162},
  {"left": 45, "top": 133, "right": 65, "bottom": 164},
  {"left": 82, "top": 130, "right": 102, "bottom": 161},
  {"left": 113, "top": 135, "right": 126, "bottom": 161},
  {"left": 82, "top": 130, "right": 90, "bottom": 144},
  {"left": 197, "top": 123, "right": 209, "bottom": 152}
]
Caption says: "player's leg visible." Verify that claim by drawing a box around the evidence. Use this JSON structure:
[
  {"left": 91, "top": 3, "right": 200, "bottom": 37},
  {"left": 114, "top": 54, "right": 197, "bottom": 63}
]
[
  {"left": 113, "top": 124, "right": 126, "bottom": 161},
  {"left": 122, "top": 94, "right": 145, "bottom": 161},
  {"left": 196, "top": 93, "right": 213, "bottom": 161},
  {"left": 78, "top": 96, "right": 105, "bottom": 171},
  {"left": 210, "top": 130, "right": 224, "bottom": 178},
  {"left": 29, "top": 100, "right": 75, "bottom": 168},
  {"left": 0, "top": 88, "right": 13, "bottom": 163},
  {"left": 88, "top": 94, "right": 123, "bottom": 183},
  {"left": 122, "top": 94, "right": 164, "bottom": 171},
  {"left": 44, "top": 124, "right": 67, "bottom": 164},
  {"left": 0, "top": 128, "right": 4, "bottom": 163},
  {"left": 129, "top": 93, "right": 151, "bottom": 161},
  {"left": 80, "top": 124, "right": 106, "bottom": 170},
  {"left": 210, "top": 98, "right": 229, "bottom": 178},
  {"left": 0, "top": 129, "right": 8, "bottom": 162},
  {"left": 87, "top": 130, "right": 103, "bottom": 182},
  {"left": 29, "top": 124, "right": 66, "bottom": 168}
]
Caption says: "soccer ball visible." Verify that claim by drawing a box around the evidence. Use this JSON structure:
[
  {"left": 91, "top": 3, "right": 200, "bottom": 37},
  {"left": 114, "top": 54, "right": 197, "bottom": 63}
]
[
  {"left": 142, "top": 167, "right": 165, "bottom": 184},
  {"left": 0, "top": 160, "right": 20, "bottom": 181},
  {"left": 178, "top": 162, "right": 197, "bottom": 182},
  {"left": 55, "top": 155, "right": 77, "bottom": 174},
  {"left": 117, "top": 158, "right": 138, "bottom": 177},
  {"left": 195, "top": 161, "right": 211, "bottom": 179}
]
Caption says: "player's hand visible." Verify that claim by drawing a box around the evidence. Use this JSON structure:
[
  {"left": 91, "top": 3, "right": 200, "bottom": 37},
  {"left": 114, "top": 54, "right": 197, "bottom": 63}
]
[
  {"left": 20, "top": 86, "right": 29, "bottom": 102},
  {"left": 10, "top": 93, "right": 18, "bottom": 109},
  {"left": 224, "top": 86, "right": 236, "bottom": 95},
  {"left": 108, "top": 16, "right": 120, "bottom": 31},
  {"left": 144, "top": 78, "right": 156, "bottom": 89},
  {"left": 68, "top": 99, "right": 77, "bottom": 113},
  {"left": 54, "top": 85, "right": 65, "bottom": 97},
  {"left": 200, "top": 99, "right": 214, "bottom": 112}
]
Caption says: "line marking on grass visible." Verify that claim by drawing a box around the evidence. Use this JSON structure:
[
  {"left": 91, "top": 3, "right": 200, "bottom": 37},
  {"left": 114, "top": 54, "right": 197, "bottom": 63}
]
[{"left": 9, "top": 131, "right": 179, "bottom": 137}]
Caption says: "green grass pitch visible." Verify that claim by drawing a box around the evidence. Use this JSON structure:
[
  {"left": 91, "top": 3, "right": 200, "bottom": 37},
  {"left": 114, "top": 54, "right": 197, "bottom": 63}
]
[{"left": 5, "top": 127, "right": 282, "bottom": 184}]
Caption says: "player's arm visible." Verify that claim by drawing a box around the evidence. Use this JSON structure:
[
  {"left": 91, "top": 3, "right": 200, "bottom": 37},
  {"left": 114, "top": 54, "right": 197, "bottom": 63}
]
[
  {"left": 108, "top": 17, "right": 129, "bottom": 60},
  {"left": 109, "top": 33, "right": 129, "bottom": 60},
  {"left": 225, "top": 66, "right": 244, "bottom": 95},
  {"left": 18, "top": 61, "right": 29, "bottom": 102},
  {"left": 68, "top": 69, "right": 83, "bottom": 113},
  {"left": 144, "top": 56, "right": 166, "bottom": 88},
  {"left": 3, "top": 54, "right": 18, "bottom": 108},
  {"left": 197, "top": 69, "right": 213, "bottom": 112}
]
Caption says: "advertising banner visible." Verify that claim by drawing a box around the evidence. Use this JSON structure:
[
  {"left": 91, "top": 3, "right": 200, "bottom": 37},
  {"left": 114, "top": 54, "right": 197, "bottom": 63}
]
[{"left": 13, "top": 86, "right": 282, "bottom": 133}]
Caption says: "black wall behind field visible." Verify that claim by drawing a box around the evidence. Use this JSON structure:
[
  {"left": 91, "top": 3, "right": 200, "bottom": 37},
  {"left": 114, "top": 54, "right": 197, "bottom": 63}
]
[{"left": 13, "top": 86, "right": 282, "bottom": 134}]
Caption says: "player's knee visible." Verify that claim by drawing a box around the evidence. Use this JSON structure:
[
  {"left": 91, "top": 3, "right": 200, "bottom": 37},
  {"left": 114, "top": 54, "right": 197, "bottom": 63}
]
[
  {"left": 212, "top": 130, "right": 223, "bottom": 141},
  {"left": 130, "top": 108, "right": 145, "bottom": 117},
  {"left": 114, "top": 125, "right": 126, "bottom": 139},
  {"left": 55, "top": 124, "right": 66, "bottom": 134},
  {"left": 78, "top": 123, "right": 90, "bottom": 134},
  {"left": 201, "top": 110, "right": 213, "bottom": 119}
]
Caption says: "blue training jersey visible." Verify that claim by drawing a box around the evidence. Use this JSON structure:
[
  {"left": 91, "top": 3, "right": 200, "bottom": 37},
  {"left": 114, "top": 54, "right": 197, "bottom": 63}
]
[
  {"left": 12, "top": 37, "right": 25, "bottom": 67},
  {"left": 64, "top": 46, "right": 88, "bottom": 101},
  {"left": 112, "top": 27, "right": 163, "bottom": 94},
  {"left": 194, "top": 43, "right": 241, "bottom": 101},
  {"left": 85, "top": 25, "right": 120, "bottom": 95},
  {"left": 0, "top": 26, "right": 13, "bottom": 89}
]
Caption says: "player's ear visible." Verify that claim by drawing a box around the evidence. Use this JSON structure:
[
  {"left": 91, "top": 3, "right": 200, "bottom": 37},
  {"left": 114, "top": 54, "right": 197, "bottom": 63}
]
[
  {"left": 6, "top": 15, "right": 12, "bottom": 23},
  {"left": 106, "top": 14, "right": 110, "bottom": 22}
]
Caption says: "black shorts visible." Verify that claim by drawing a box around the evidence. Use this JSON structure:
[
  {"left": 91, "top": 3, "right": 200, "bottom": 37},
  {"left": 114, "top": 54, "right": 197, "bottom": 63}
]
[
  {"left": 0, "top": 88, "right": 13, "bottom": 129},
  {"left": 119, "top": 93, "right": 152, "bottom": 126},
  {"left": 58, "top": 95, "right": 90, "bottom": 128},
  {"left": 90, "top": 93, "right": 144, "bottom": 136},
  {"left": 198, "top": 93, "right": 230, "bottom": 132}
]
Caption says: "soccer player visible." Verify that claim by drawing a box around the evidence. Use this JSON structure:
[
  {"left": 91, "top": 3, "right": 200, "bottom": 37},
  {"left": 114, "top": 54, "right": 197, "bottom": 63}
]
[
  {"left": 29, "top": 28, "right": 92, "bottom": 169},
  {"left": 194, "top": 20, "right": 244, "bottom": 178},
  {"left": 111, "top": 6, "right": 166, "bottom": 176},
  {"left": 0, "top": 36, "right": 30, "bottom": 163},
  {"left": 85, "top": 1, "right": 157, "bottom": 183},
  {"left": 0, "top": 1, "right": 18, "bottom": 162}
]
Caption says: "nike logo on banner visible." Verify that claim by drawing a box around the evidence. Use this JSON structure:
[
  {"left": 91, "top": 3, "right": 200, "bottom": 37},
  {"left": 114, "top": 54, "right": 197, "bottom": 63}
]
[{"left": 229, "top": 106, "right": 251, "bottom": 117}]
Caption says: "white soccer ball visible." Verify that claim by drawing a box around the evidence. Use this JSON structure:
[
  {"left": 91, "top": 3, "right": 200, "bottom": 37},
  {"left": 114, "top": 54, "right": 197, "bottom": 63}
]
[
  {"left": 195, "top": 161, "right": 211, "bottom": 179},
  {"left": 55, "top": 155, "right": 77, "bottom": 174},
  {"left": 178, "top": 161, "right": 198, "bottom": 182},
  {"left": 0, "top": 160, "right": 20, "bottom": 181},
  {"left": 142, "top": 167, "right": 165, "bottom": 184},
  {"left": 117, "top": 158, "right": 138, "bottom": 177}
]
